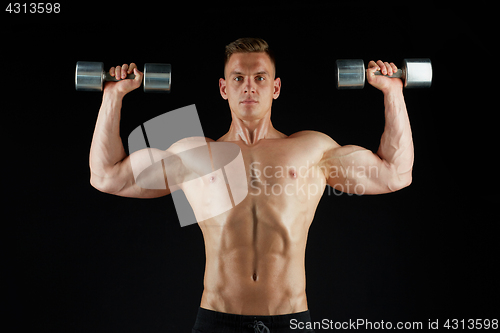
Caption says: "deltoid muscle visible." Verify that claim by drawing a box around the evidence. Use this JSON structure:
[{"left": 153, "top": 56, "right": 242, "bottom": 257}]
[{"left": 128, "top": 104, "right": 248, "bottom": 227}]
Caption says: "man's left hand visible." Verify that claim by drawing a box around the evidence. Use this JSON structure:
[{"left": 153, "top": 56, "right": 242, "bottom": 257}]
[{"left": 366, "top": 60, "right": 403, "bottom": 93}]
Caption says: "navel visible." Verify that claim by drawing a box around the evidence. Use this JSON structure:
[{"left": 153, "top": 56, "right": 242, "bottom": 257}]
[
  {"left": 252, "top": 272, "right": 258, "bottom": 281},
  {"left": 289, "top": 168, "right": 297, "bottom": 179}
]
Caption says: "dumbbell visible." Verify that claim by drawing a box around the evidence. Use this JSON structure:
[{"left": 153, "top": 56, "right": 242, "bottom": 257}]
[
  {"left": 335, "top": 58, "right": 432, "bottom": 89},
  {"left": 75, "top": 61, "right": 171, "bottom": 93}
]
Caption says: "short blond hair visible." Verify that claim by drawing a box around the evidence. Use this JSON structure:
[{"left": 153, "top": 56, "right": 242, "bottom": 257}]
[{"left": 224, "top": 37, "right": 275, "bottom": 73}]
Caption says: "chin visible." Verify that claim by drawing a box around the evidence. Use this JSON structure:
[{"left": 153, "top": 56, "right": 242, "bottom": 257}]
[{"left": 237, "top": 105, "right": 265, "bottom": 119}]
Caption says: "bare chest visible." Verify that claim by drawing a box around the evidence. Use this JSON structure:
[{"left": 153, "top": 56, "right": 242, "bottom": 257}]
[
  {"left": 179, "top": 138, "right": 326, "bottom": 222},
  {"left": 240, "top": 138, "right": 325, "bottom": 184}
]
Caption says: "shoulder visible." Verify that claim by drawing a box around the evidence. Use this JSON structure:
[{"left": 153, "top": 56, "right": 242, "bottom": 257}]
[
  {"left": 288, "top": 130, "right": 340, "bottom": 150},
  {"left": 168, "top": 136, "right": 215, "bottom": 153},
  {"left": 288, "top": 130, "right": 334, "bottom": 142}
]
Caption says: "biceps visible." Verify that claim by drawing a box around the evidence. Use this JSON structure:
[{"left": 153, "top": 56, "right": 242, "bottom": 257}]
[
  {"left": 129, "top": 148, "right": 187, "bottom": 191},
  {"left": 323, "top": 146, "right": 396, "bottom": 194}
]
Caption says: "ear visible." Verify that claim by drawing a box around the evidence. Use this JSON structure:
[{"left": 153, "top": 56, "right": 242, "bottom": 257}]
[
  {"left": 273, "top": 77, "right": 281, "bottom": 99},
  {"left": 219, "top": 78, "right": 228, "bottom": 100}
]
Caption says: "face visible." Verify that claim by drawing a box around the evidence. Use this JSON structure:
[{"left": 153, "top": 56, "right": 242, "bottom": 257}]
[{"left": 219, "top": 52, "right": 281, "bottom": 121}]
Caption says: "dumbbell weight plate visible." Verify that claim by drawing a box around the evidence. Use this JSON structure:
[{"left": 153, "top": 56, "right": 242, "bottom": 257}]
[
  {"left": 335, "top": 59, "right": 365, "bottom": 89},
  {"left": 143, "top": 63, "right": 171, "bottom": 93},
  {"left": 75, "top": 61, "right": 104, "bottom": 91},
  {"left": 403, "top": 58, "right": 432, "bottom": 88}
]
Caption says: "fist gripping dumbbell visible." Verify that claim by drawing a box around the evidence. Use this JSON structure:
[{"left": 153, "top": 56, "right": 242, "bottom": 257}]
[
  {"left": 75, "top": 61, "right": 171, "bottom": 93},
  {"left": 336, "top": 58, "right": 432, "bottom": 89}
]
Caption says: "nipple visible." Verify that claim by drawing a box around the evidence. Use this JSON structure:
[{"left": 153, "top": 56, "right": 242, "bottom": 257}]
[
  {"left": 289, "top": 169, "right": 297, "bottom": 179},
  {"left": 209, "top": 176, "right": 216, "bottom": 183}
]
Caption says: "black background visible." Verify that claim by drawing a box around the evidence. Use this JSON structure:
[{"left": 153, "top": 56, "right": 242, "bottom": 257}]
[{"left": 5, "top": 2, "right": 497, "bottom": 332}]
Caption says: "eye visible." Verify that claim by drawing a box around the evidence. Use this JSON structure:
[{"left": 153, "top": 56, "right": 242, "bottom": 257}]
[
  {"left": 256, "top": 76, "right": 265, "bottom": 81},
  {"left": 234, "top": 76, "right": 243, "bottom": 82}
]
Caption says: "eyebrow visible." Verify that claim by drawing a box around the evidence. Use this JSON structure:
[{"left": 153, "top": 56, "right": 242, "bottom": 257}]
[{"left": 229, "top": 70, "right": 269, "bottom": 76}]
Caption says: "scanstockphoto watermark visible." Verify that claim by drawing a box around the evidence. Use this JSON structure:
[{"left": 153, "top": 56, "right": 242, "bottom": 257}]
[
  {"left": 249, "top": 161, "right": 379, "bottom": 198},
  {"left": 290, "top": 318, "right": 424, "bottom": 330},
  {"left": 290, "top": 318, "right": 499, "bottom": 330}
]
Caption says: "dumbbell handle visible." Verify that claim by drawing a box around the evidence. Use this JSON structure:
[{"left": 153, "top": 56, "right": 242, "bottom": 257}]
[
  {"left": 373, "top": 69, "right": 403, "bottom": 78},
  {"left": 103, "top": 72, "right": 136, "bottom": 82}
]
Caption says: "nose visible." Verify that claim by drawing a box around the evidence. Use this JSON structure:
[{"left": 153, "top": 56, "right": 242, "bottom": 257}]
[{"left": 243, "top": 77, "right": 256, "bottom": 94}]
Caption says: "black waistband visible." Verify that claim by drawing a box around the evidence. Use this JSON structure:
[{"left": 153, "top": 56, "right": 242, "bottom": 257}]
[{"left": 193, "top": 307, "right": 313, "bottom": 332}]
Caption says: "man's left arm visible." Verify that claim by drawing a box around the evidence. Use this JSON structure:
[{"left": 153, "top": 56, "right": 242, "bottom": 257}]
[{"left": 321, "top": 60, "right": 414, "bottom": 194}]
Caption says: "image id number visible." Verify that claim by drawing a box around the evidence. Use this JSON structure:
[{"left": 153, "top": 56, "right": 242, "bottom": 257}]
[
  {"left": 444, "top": 319, "right": 498, "bottom": 330},
  {"left": 6, "top": 3, "right": 60, "bottom": 13}
]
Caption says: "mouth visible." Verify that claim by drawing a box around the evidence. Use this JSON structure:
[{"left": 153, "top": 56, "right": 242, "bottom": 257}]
[{"left": 240, "top": 99, "right": 258, "bottom": 104}]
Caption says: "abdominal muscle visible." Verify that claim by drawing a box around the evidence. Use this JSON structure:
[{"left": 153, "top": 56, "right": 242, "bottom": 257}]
[{"left": 197, "top": 194, "right": 313, "bottom": 316}]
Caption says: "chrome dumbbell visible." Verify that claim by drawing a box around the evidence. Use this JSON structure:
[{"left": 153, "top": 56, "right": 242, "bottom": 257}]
[
  {"left": 75, "top": 61, "right": 171, "bottom": 93},
  {"left": 336, "top": 58, "right": 432, "bottom": 89}
]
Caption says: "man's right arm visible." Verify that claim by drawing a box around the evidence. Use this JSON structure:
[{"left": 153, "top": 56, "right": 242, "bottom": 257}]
[{"left": 89, "top": 63, "right": 177, "bottom": 198}]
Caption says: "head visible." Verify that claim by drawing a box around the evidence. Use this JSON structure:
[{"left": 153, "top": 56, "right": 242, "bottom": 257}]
[{"left": 219, "top": 38, "right": 281, "bottom": 121}]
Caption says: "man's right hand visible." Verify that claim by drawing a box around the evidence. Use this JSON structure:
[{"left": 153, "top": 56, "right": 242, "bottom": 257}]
[{"left": 104, "top": 63, "right": 143, "bottom": 96}]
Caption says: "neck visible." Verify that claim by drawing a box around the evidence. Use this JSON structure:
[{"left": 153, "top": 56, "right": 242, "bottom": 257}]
[{"left": 225, "top": 109, "right": 282, "bottom": 145}]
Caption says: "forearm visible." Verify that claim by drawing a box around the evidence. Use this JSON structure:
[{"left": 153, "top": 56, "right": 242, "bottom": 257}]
[
  {"left": 377, "top": 89, "right": 414, "bottom": 176},
  {"left": 89, "top": 91, "right": 127, "bottom": 184}
]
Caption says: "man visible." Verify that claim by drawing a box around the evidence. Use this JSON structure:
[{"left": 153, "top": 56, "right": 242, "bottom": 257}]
[{"left": 89, "top": 38, "right": 413, "bottom": 332}]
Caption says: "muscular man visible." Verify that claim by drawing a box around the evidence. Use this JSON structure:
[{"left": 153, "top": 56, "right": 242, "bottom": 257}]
[{"left": 89, "top": 38, "right": 413, "bottom": 332}]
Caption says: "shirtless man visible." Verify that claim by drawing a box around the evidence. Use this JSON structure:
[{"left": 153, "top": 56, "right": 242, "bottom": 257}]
[{"left": 89, "top": 38, "right": 413, "bottom": 332}]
